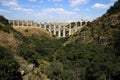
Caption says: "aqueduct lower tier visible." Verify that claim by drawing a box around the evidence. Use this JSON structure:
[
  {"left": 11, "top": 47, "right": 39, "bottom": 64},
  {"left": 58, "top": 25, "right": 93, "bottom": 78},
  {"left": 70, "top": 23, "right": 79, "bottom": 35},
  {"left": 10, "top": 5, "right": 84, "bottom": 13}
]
[{"left": 8, "top": 20, "right": 88, "bottom": 38}]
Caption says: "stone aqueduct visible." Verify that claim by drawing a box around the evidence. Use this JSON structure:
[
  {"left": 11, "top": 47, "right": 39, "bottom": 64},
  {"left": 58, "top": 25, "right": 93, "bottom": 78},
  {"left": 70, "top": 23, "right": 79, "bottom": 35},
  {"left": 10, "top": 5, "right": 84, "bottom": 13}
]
[{"left": 8, "top": 20, "right": 88, "bottom": 38}]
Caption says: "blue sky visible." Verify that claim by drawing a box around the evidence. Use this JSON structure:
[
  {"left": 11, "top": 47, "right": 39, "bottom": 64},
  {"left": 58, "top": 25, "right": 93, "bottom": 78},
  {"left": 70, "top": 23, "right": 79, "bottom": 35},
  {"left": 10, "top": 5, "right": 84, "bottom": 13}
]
[{"left": 0, "top": 0, "right": 118, "bottom": 21}]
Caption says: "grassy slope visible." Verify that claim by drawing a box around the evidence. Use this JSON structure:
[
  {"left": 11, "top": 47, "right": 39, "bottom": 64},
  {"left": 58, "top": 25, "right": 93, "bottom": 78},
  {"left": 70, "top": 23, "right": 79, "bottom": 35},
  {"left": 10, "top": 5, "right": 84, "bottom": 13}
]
[{"left": 13, "top": 26, "right": 54, "bottom": 40}]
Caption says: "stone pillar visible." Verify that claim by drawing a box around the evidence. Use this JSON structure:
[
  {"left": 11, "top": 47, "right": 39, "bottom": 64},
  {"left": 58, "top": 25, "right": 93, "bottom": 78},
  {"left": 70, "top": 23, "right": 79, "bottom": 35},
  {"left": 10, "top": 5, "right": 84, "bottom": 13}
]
[
  {"left": 85, "top": 20, "right": 87, "bottom": 26},
  {"left": 63, "top": 25, "right": 66, "bottom": 37},
  {"left": 69, "top": 23, "right": 72, "bottom": 36},
  {"left": 48, "top": 23, "right": 51, "bottom": 32},
  {"left": 38, "top": 21, "right": 41, "bottom": 28},
  {"left": 53, "top": 22, "right": 56, "bottom": 35},
  {"left": 80, "top": 20, "right": 82, "bottom": 27},
  {"left": 75, "top": 22, "right": 77, "bottom": 32},
  {"left": 58, "top": 25, "right": 61, "bottom": 38}
]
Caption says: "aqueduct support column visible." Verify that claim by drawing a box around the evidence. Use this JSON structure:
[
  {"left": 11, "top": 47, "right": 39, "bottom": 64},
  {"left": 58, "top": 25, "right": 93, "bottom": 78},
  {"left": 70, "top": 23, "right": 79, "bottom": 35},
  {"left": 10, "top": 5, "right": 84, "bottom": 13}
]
[
  {"left": 58, "top": 25, "right": 61, "bottom": 38},
  {"left": 69, "top": 23, "right": 72, "bottom": 36},
  {"left": 53, "top": 22, "right": 56, "bottom": 35},
  {"left": 85, "top": 21, "right": 87, "bottom": 26},
  {"left": 75, "top": 22, "right": 77, "bottom": 32},
  {"left": 80, "top": 20, "right": 82, "bottom": 27},
  {"left": 38, "top": 21, "right": 41, "bottom": 28},
  {"left": 48, "top": 24, "right": 51, "bottom": 32},
  {"left": 63, "top": 25, "right": 66, "bottom": 37},
  {"left": 35, "top": 22, "right": 37, "bottom": 27}
]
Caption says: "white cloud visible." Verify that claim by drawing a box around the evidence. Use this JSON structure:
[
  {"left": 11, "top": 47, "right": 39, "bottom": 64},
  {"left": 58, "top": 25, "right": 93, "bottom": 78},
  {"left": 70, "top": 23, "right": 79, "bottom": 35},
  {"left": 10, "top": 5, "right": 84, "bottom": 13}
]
[
  {"left": 31, "top": 8, "right": 77, "bottom": 20},
  {"left": 11, "top": 7, "right": 34, "bottom": 15},
  {"left": 0, "top": 0, "right": 18, "bottom": 7},
  {"left": 28, "top": 0, "right": 44, "bottom": 2},
  {"left": 0, "top": 0, "right": 34, "bottom": 14},
  {"left": 42, "top": 8, "right": 75, "bottom": 15},
  {"left": 92, "top": 3, "right": 111, "bottom": 9},
  {"left": 73, "top": 8, "right": 80, "bottom": 12},
  {"left": 70, "top": 0, "right": 88, "bottom": 7},
  {"left": 13, "top": 7, "right": 33, "bottom": 12}
]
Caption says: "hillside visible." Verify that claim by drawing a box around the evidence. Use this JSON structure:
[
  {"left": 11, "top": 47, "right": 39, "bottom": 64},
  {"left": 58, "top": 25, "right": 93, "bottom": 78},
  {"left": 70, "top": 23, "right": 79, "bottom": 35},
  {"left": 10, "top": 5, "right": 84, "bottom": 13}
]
[
  {"left": 0, "top": 15, "right": 55, "bottom": 80},
  {"left": 65, "top": 0, "right": 120, "bottom": 46},
  {"left": 13, "top": 26, "right": 54, "bottom": 40},
  {"left": 0, "top": 16, "right": 19, "bottom": 51}
]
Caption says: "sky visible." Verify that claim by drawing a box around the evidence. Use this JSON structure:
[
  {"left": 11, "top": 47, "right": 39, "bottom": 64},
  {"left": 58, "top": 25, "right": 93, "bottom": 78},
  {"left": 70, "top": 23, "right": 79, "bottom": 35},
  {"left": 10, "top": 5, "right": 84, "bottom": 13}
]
[{"left": 0, "top": 0, "right": 118, "bottom": 21}]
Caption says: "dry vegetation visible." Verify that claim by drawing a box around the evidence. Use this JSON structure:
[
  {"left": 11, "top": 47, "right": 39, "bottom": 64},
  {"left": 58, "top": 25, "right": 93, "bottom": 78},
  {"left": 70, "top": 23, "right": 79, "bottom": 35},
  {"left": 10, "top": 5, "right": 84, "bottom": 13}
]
[
  {"left": 13, "top": 26, "right": 54, "bottom": 40},
  {"left": 0, "top": 30, "right": 19, "bottom": 51}
]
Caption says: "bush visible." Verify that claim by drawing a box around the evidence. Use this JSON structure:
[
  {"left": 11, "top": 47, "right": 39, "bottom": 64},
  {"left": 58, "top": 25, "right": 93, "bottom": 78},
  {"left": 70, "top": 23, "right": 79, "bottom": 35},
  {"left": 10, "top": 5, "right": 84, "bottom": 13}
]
[{"left": 0, "top": 46, "right": 22, "bottom": 80}]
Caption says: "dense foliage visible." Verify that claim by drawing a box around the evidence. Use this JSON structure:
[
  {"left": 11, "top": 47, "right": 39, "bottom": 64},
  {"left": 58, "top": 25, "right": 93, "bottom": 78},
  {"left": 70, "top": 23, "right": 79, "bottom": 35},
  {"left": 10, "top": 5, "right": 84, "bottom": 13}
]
[
  {"left": 107, "top": 0, "right": 120, "bottom": 15},
  {"left": 17, "top": 37, "right": 67, "bottom": 66},
  {"left": 49, "top": 42, "right": 120, "bottom": 80},
  {"left": 0, "top": 46, "right": 22, "bottom": 80},
  {"left": 17, "top": 35, "right": 120, "bottom": 80}
]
